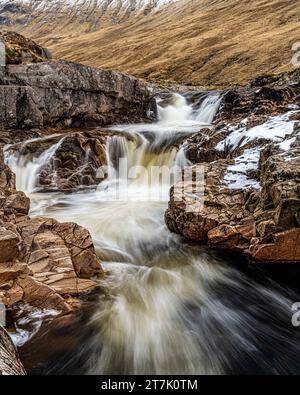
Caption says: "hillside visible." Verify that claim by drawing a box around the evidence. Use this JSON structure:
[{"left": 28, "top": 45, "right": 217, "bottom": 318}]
[{"left": 1, "top": 0, "right": 300, "bottom": 87}]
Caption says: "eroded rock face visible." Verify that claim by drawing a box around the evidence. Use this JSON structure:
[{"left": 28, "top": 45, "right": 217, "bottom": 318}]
[
  {"left": 0, "top": 326, "right": 26, "bottom": 375},
  {"left": 165, "top": 160, "right": 256, "bottom": 248},
  {"left": 0, "top": 143, "right": 103, "bottom": 314},
  {"left": 0, "top": 58, "right": 156, "bottom": 129},
  {"left": 166, "top": 77, "right": 300, "bottom": 263}
]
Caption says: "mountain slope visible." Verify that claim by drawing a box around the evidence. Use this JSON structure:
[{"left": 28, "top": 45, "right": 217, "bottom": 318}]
[
  {"left": 1, "top": 0, "right": 299, "bottom": 87},
  {"left": 0, "top": 0, "right": 175, "bottom": 30}
]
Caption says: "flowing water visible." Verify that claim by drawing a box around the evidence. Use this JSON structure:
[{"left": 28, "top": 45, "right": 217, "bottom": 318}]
[{"left": 5, "top": 93, "right": 300, "bottom": 375}]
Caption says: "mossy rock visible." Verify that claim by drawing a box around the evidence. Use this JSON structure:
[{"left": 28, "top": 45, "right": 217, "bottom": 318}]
[{"left": 0, "top": 30, "right": 51, "bottom": 65}]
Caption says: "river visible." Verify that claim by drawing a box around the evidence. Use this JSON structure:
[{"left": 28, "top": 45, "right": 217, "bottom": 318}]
[{"left": 5, "top": 92, "right": 300, "bottom": 375}]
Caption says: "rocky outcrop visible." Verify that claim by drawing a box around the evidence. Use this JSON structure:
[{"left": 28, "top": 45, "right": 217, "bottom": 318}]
[
  {"left": 0, "top": 57, "right": 156, "bottom": 129},
  {"left": 0, "top": 141, "right": 103, "bottom": 314},
  {"left": 215, "top": 82, "right": 300, "bottom": 127},
  {"left": 7, "top": 130, "right": 113, "bottom": 192},
  {"left": 166, "top": 78, "right": 300, "bottom": 263},
  {"left": 0, "top": 326, "right": 26, "bottom": 375},
  {"left": 0, "top": 30, "right": 51, "bottom": 65}
]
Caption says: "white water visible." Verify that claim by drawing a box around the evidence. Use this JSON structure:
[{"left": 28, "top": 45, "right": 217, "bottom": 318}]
[
  {"left": 6, "top": 93, "right": 300, "bottom": 375},
  {"left": 5, "top": 136, "right": 64, "bottom": 193},
  {"left": 157, "top": 92, "right": 221, "bottom": 126}
]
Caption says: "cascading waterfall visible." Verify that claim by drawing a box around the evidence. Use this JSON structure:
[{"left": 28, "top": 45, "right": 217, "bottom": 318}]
[
  {"left": 5, "top": 136, "right": 64, "bottom": 193},
  {"left": 192, "top": 93, "right": 222, "bottom": 123},
  {"left": 5, "top": 92, "right": 300, "bottom": 375},
  {"left": 157, "top": 92, "right": 222, "bottom": 125},
  {"left": 157, "top": 94, "right": 193, "bottom": 123}
]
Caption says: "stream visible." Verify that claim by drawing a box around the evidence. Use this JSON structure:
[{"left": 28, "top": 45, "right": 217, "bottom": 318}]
[{"left": 5, "top": 92, "right": 300, "bottom": 375}]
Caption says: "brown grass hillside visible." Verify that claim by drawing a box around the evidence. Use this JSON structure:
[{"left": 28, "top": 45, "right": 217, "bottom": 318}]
[{"left": 12, "top": 0, "right": 300, "bottom": 88}]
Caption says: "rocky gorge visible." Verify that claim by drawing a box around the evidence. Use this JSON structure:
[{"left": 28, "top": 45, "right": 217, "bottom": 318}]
[{"left": 0, "top": 32, "right": 300, "bottom": 375}]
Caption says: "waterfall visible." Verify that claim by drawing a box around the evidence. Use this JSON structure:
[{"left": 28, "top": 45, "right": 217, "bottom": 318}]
[
  {"left": 157, "top": 93, "right": 192, "bottom": 123},
  {"left": 6, "top": 89, "right": 300, "bottom": 376},
  {"left": 157, "top": 92, "right": 222, "bottom": 125},
  {"left": 4, "top": 137, "right": 64, "bottom": 193},
  {"left": 3, "top": 90, "right": 221, "bottom": 196},
  {"left": 192, "top": 93, "right": 222, "bottom": 124}
]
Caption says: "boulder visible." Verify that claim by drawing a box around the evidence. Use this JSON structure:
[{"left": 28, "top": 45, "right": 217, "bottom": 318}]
[
  {"left": 0, "top": 56, "right": 156, "bottom": 129},
  {"left": 17, "top": 216, "right": 103, "bottom": 288},
  {"left": 165, "top": 160, "right": 255, "bottom": 243},
  {"left": 166, "top": 147, "right": 300, "bottom": 262}
]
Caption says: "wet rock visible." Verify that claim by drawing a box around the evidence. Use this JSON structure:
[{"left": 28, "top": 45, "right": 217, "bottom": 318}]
[
  {"left": 0, "top": 326, "right": 26, "bottom": 375},
  {"left": 6, "top": 130, "right": 116, "bottom": 192},
  {"left": 0, "top": 142, "right": 103, "bottom": 314},
  {"left": 0, "top": 54, "right": 156, "bottom": 129},
  {"left": 37, "top": 131, "right": 108, "bottom": 191}
]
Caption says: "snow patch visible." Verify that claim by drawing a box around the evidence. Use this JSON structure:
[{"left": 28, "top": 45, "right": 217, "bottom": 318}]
[
  {"left": 223, "top": 149, "right": 261, "bottom": 190},
  {"left": 277, "top": 137, "right": 296, "bottom": 151},
  {"left": 216, "top": 111, "right": 299, "bottom": 152}
]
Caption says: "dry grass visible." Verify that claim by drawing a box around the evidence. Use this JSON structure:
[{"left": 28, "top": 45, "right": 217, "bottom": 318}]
[{"left": 13, "top": 0, "right": 300, "bottom": 88}]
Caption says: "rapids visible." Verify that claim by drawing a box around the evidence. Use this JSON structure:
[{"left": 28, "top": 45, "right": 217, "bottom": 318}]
[{"left": 5, "top": 93, "right": 300, "bottom": 375}]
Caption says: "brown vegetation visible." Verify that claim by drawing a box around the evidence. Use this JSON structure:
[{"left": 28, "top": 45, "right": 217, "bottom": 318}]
[{"left": 9, "top": 0, "right": 300, "bottom": 88}]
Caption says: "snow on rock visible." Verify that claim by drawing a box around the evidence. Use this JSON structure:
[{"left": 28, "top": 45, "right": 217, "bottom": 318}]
[
  {"left": 217, "top": 110, "right": 300, "bottom": 190},
  {"left": 223, "top": 149, "right": 261, "bottom": 190},
  {"left": 216, "top": 111, "right": 299, "bottom": 152},
  {"left": 277, "top": 137, "right": 297, "bottom": 151}
]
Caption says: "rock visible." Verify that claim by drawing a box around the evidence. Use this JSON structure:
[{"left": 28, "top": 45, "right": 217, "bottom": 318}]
[
  {"left": 0, "top": 53, "right": 156, "bottom": 129},
  {"left": 9, "top": 130, "right": 110, "bottom": 192},
  {"left": 165, "top": 160, "right": 254, "bottom": 242},
  {"left": 0, "top": 227, "right": 20, "bottom": 262},
  {"left": 0, "top": 326, "right": 26, "bottom": 375},
  {"left": 184, "top": 128, "right": 227, "bottom": 164},
  {"left": 15, "top": 276, "right": 72, "bottom": 313},
  {"left": 0, "top": 141, "right": 103, "bottom": 315},
  {"left": 167, "top": 78, "right": 300, "bottom": 263},
  {"left": 250, "top": 228, "right": 300, "bottom": 262},
  {"left": 208, "top": 220, "right": 256, "bottom": 253},
  {"left": 1, "top": 192, "right": 30, "bottom": 215},
  {"left": 0, "top": 213, "right": 103, "bottom": 312},
  {"left": 16, "top": 216, "right": 103, "bottom": 293},
  {"left": 0, "top": 261, "right": 29, "bottom": 283},
  {"left": 0, "top": 30, "right": 51, "bottom": 65},
  {"left": 215, "top": 84, "right": 300, "bottom": 126},
  {"left": 166, "top": 149, "right": 300, "bottom": 261}
]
